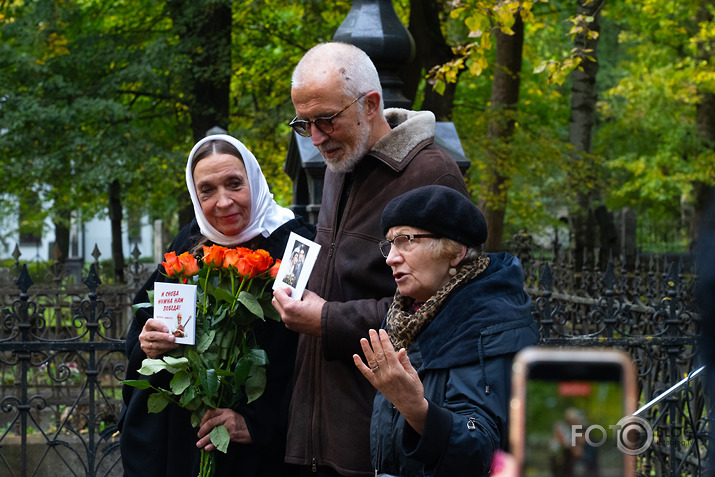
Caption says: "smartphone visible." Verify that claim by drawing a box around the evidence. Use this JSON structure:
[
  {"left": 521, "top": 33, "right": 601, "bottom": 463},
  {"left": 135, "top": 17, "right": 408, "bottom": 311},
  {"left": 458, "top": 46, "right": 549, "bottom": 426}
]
[{"left": 510, "top": 347, "right": 637, "bottom": 477}]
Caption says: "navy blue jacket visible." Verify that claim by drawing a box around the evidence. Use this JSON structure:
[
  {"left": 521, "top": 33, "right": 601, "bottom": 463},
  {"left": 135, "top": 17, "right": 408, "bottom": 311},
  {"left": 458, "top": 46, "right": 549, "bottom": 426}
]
[{"left": 371, "top": 252, "right": 539, "bottom": 477}]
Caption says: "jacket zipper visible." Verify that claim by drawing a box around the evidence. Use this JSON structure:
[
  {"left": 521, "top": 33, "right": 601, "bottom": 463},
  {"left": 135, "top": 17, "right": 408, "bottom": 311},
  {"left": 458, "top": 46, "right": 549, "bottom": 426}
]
[{"left": 468, "top": 417, "right": 497, "bottom": 453}]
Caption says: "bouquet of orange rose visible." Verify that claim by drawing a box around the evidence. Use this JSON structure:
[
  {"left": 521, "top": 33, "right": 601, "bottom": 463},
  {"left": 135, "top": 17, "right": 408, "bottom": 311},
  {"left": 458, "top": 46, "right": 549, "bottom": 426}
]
[{"left": 124, "top": 244, "right": 281, "bottom": 477}]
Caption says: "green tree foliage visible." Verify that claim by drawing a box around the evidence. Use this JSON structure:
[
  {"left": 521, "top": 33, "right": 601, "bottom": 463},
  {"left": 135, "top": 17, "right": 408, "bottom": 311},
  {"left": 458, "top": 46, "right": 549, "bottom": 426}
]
[
  {"left": 0, "top": 0, "right": 352, "bottom": 259},
  {"left": 445, "top": 1, "right": 576, "bottom": 242},
  {"left": 0, "top": 0, "right": 190, "bottom": 245},
  {"left": 427, "top": 0, "right": 715, "bottom": 249},
  {"left": 2, "top": 0, "right": 713, "bottom": 258},
  {"left": 596, "top": 0, "right": 715, "bottom": 224},
  {"left": 228, "top": 0, "right": 352, "bottom": 204}
]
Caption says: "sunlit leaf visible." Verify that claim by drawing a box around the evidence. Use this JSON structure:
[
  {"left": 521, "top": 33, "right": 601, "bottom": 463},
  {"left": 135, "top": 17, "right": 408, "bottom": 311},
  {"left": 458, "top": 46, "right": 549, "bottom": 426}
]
[{"left": 210, "top": 425, "right": 231, "bottom": 454}]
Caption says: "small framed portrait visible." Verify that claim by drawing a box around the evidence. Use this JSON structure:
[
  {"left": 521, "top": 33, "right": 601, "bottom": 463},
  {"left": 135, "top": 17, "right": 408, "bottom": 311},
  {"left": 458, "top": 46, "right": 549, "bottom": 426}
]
[{"left": 272, "top": 232, "right": 321, "bottom": 299}]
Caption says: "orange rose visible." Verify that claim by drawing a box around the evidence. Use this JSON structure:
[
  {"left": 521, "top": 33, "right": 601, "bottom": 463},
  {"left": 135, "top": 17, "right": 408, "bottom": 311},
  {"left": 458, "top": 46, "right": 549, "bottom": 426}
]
[
  {"left": 222, "top": 249, "right": 241, "bottom": 269},
  {"left": 178, "top": 252, "right": 199, "bottom": 276},
  {"left": 269, "top": 259, "right": 281, "bottom": 278},
  {"left": 162, "top": 251, "right": 183, "bottom": 277},
  {"left": 235, "top": 247, "right": 251, "bottom": 257},
  {"left": 162, "top": 251, "right": 199, "bottom": 277},
  {"left": 246, "top": 249, "right": 273, "bottom": 274},
  {"left": 233, "top": 256, "right": 255, "bottom": 278},
  {"left": 202, "top": 245, "right": 227, "bottom": 268}
]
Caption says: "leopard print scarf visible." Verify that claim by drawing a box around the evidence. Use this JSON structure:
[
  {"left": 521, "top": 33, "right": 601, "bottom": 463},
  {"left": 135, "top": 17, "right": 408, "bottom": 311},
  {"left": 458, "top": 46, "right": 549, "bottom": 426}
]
[{"left": 384, "top": 254, "right": 491, "bottom": 351}]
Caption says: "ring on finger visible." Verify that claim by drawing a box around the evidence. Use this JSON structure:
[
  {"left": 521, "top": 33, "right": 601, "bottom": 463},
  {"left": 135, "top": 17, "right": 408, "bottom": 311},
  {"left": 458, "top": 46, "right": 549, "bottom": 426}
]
[{"left": 370, "top": 364, "right": 379, "bottom": 372}]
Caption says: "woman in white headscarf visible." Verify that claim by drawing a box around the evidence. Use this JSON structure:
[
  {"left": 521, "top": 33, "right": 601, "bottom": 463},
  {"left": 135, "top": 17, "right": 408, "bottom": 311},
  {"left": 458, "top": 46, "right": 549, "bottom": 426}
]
[{"left": 120, "top": 135, "right": 314, "bottom": 477}]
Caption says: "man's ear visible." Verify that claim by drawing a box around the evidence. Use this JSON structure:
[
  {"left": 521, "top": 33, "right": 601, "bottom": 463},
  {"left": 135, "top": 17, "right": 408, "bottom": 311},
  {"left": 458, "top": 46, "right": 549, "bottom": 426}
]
[{"left": 363, "top": 91, "right": 382, "bottom": 119}]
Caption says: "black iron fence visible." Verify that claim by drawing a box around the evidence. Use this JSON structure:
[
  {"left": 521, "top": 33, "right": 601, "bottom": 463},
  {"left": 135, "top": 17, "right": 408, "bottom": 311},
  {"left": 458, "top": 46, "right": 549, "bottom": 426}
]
[
  {"left": 0, "top": 250, "right": 152, "bottom": 477},
  {"left": 514, "top": 236, "right": 707, "bottom": 476},
  {"left": 0, "top": 243, "right": 709, "bottom": 476}
]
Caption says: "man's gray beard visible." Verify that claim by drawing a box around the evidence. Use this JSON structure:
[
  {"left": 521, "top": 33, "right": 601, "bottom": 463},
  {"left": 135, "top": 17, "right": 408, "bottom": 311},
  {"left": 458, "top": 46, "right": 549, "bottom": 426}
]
[
  {"left": 322, "top": 127, "right": 372, "bottom": 174},
  {"left": 324, "top": 151, "right": 361, "bottom": 174}
]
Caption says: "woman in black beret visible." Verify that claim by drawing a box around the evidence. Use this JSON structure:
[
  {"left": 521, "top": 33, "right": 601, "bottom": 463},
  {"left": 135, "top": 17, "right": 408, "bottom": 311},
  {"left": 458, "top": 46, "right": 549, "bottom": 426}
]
[{"left": 352, "top": 184, "right": 539, "bottom": 477}]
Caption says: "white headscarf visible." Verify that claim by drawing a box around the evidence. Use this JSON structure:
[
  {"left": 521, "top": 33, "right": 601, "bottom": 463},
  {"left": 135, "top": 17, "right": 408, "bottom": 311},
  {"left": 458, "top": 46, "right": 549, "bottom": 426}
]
[{"left": 185, "top": 134, "right": 295, "bottom": 246}]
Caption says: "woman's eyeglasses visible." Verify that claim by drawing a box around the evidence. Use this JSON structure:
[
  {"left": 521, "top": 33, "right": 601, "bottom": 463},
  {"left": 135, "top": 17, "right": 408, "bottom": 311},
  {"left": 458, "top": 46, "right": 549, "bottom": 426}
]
[
  {"left": 288, "top": 92, "right": 367, "bottom": 138},
  {"left": 378, "top": 234, "right": 437, "bottom": 258}
]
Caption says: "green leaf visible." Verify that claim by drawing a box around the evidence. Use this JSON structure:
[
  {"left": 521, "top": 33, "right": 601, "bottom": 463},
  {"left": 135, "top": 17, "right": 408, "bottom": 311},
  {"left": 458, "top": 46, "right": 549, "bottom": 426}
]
[
  {"left": 147, "top": 393, "right": 171, "bottom": 413},
  {"left": 234, "top": 357, "right": 252, "bottom": 385},
  {"left": 132, "top": 302, "right": 152, "bottom": 314},
  {"left": 170, "top": 370, "right": 191, "bottom": 394},
  {"left": 201, "top": 351, "right": 219, "bottom": 368},
  {"left": 246, "top": 366, "right": 266, "bottom": 403},
  {"left": 191, "top": 412, "right": 201, "bottom": 428},
  {"left": 248, "top": 348, "right": 269, "bottom": 366},
  {"left": 212, "top": 306, "right": 229, "bottom": 326},
  {"left": 197, "top": 329, "right": 216, "bottom": 353},
  {"left": 187, "top": 350, "right": 203, "bottom": 373},
  {"left": 212, "top": 287, "right": 235, "bottom": 304},
  {"left": 220, "top": 330, "right": 234, "bottom": 349},
  {"left": 121, "top": 379, "right": 152, "bottom": 390},
  {"left": 210, "top": 425, "right": 231, "bottom": 454},
  {"left": 179, "top": 383, "right": 196, "bottom": 407},
  {"left": 465, "top": 14, "right": 486, "bottom": 34},
  {"left": 238, "top": 291, "right": 263, "bottom": 318},
  {"left": 163, "top": 355, "right": 189, "bottom": 374},
  {"left": 215, "top": 367, "right": 234, "bottom": 377},
  {"left": 206, "top": 368, "right": 219, "bottom": 397},
  {"left": 263, "top": 303, "right": 281, "bottom": 322},
  {"left": 137, "top": 358, "right": 168, "bottom": 375}
]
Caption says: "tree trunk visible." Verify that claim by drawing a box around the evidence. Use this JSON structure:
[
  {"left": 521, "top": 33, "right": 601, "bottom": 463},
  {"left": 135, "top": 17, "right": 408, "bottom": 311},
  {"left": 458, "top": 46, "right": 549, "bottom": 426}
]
[
  {"left": 568, "top": 0, "right": 604, "bottom": 269},
  {"left": 480, "top": 14, "right": 523, "bottom": 252},
  {"left": 168, "top": 0, "right": 232, "bottom": 229},
  {"left": 109, "top": 179, "right": 125, "bottom": 282},
  {"left": 52, "top": 209, "right": 71, "bottom": 265},
  {"left": 404, "top": 0, "right": 458, "bottom": 121}
]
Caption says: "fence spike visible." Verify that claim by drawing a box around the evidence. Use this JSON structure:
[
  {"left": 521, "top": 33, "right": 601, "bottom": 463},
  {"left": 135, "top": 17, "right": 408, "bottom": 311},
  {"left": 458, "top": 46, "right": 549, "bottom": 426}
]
[
  {"left": 84, "top": 263, "right": 102, "bottom": 291},
  {"left": 131, "top": 243, "right": 141, "bottom": 260},
  {"left": 15, "top": 264, "right": 33, "bottom": 293},
  {"left": 12, "top": 243, "right": 21, "bottom": 265},
  {"left": 92, "top": 244, "right": 102, "bottom": 263},
  {"left": 540, "top": 263, "right": 553, "bottom": 291},
  {"left": 602, "top": 261, "right": 616, "bottom": 290}
]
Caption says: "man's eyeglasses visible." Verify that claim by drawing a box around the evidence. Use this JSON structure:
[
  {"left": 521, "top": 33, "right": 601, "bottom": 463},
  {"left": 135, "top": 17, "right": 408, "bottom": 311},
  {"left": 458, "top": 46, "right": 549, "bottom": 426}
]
[
  {"left": 378, "top": 234, "right": 438, "bottom": 258},
  {"left": 289, "top": 92, "right": 367, "bottom": 138}
]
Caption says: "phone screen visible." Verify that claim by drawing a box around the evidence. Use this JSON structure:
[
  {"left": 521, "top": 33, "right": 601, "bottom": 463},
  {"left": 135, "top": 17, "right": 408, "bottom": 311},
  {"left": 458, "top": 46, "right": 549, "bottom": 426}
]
[{"left": 523, "top": 360, "right": 626, "bottom": 477}]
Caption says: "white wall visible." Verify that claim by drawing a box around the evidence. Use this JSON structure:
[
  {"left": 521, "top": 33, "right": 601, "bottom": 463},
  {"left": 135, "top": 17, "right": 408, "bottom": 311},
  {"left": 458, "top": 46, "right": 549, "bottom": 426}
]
[{"left": 0, "top": 211, "right": 156, "bottom": 264}]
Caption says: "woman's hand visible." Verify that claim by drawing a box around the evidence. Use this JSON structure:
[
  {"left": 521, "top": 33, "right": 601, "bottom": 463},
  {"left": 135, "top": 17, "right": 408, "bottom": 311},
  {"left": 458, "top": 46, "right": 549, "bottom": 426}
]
[
  {"left": 139, "top": 318, "right": 178, "bottom": 359},
  {"left": 196, "top": 408, "right": 253, "bottom": 451},
  {"left": 353, "top": 328, "right": 429, "bottom": 434}
]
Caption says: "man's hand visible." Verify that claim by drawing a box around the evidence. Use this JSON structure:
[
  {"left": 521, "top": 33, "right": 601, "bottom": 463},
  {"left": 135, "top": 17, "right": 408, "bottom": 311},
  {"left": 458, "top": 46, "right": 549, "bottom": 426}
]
[
  {"left": 272, "top": 287, "right": 325, "bottom": 336},
  {"left": 196, "top": 408, "right": 253, "bottom": 451}
]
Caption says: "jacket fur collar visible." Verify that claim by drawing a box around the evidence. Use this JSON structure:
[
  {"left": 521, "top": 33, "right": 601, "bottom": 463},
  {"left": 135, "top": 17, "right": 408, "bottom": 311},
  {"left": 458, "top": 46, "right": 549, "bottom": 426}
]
[{"left": 371, "top": 108, "right": 436, "bottom": 163}]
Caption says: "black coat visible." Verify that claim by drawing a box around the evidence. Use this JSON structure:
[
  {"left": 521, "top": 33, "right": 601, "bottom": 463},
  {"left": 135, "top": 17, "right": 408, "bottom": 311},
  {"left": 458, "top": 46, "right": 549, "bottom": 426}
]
[{"left": 119, "top": 217, "right": 315, "bottom": 477}]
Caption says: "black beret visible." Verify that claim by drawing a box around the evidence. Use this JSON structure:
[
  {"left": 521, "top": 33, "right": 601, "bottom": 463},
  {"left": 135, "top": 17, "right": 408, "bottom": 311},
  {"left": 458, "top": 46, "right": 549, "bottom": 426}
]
[{"left": 380, "top": 185, "right": 487, "bottom": 247}]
